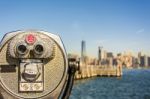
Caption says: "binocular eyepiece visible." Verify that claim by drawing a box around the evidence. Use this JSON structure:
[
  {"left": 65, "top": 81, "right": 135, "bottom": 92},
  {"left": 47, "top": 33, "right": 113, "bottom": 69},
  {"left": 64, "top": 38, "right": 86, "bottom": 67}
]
[
  {"left": 8, "top": 33, "right": 54, "bottom": 59},
  {"left": 16, "top": 43, "right": 45, "bottom": 57},
  {"left": 17, "top": 43, "right": 28, "bottom": 55},
  {"left": 34, "top": 44, "right": 44, "bottom": 55}
]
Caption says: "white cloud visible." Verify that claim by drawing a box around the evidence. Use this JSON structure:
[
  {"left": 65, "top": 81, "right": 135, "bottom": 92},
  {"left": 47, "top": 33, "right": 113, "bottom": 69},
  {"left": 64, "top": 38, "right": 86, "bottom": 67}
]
[
  {"left": 136, "top": 28, "right": 145, "bottom": 34},
  {"left": 94, "top": 39, "right": 108, "bottom": 44}
]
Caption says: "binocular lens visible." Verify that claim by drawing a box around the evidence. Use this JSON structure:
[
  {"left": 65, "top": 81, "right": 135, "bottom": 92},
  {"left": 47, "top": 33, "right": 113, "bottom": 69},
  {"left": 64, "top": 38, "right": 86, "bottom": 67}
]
[
  {"left": 34, "top": 44, "right": 44, "bottom": 54},
  {"left": 17, "top": 44, "right": 27, "bottom": 54}
]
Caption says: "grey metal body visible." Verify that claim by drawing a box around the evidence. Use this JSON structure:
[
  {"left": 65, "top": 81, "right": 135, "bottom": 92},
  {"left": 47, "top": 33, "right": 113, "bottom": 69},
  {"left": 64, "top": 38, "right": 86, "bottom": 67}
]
[{"left": 0, "top": 30, "right": 68, "bottom": 99}]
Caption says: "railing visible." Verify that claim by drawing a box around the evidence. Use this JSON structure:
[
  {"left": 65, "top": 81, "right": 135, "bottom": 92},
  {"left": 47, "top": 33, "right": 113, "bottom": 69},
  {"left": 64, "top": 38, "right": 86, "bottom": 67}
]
[{"left": 75, "top": 65, "right": 122, "bottom": 79}]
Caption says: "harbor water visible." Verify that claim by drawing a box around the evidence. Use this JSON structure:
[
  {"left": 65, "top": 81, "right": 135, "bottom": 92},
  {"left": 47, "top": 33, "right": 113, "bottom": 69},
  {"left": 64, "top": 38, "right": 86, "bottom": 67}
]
[{"left": 70, "top": 69, "right": 150, "bottom": 99}]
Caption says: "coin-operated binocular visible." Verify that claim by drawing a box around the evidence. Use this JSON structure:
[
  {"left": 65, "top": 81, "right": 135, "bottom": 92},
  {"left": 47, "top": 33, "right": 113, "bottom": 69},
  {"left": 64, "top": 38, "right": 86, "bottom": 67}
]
[{"left": 0, "top": 30, "right": 79, "bottom": 99}]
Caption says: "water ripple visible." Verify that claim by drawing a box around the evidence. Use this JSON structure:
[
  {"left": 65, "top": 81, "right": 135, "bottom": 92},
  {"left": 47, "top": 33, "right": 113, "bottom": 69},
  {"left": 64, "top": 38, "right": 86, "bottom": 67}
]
[{"left": 70, "top": 69, "right": 150, "bottom": 99}]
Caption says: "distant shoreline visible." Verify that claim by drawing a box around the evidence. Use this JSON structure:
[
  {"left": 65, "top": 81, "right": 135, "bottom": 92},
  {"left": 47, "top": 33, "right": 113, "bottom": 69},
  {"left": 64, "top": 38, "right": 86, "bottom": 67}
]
[{"left": 124, "top": 66, "right": 150, "bottom": 69}]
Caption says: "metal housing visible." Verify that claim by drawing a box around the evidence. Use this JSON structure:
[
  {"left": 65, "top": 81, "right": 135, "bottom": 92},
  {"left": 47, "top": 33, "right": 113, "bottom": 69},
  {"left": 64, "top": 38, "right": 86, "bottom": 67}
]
[{"left": 0, "top": 30, "right": 68, "bottom": 99}]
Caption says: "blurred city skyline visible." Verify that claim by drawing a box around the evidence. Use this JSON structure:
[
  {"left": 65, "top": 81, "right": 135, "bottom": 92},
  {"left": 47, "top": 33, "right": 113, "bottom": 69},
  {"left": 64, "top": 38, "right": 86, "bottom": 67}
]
[{"left": 0, "top": 0, "right": 150, "bottom": 57}]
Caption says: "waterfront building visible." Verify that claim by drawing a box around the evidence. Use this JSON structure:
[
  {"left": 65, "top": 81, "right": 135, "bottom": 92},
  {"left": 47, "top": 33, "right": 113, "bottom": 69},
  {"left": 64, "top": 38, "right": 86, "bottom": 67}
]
[
  {"left": 103, "top": 50, "right": 107, "bottom": 59},
  {"left": 81, "top": 40, "right": 86, "bottom": 64},
  {"left": 140, "top": 55, "right": 148, "bottom": 67},
  {"left": 106, "top": 52, "right": 113, "bottom": 66},
  {"left": 123, "top": 52, "right": 133, "bottom": 67},
  {"left": 148, "top": 57, "right": 150, "bottom": 67},
  {"left": 117, "top": 53, "right": 122, "bottom": 57},
  {"left": 88, "top": 57, "right": 98, "bottom": 65},
  {"left": 107, "top": 58, "right": 113, "bottom": 66},
  {"left": 98, "top": 46, "right": 102, "bottom": 65},
  {"left": 138, "top": 52, "right": 142, "bottom": 65},
  {"left": 113, "top": 58, "right": 117, "bottom": 66},
  {"left": 107, "top": 52, "right": 113, "bottom": 58},
  {"left": 140, "top": 56, "right": 144, "bottom": 66},
  {"left": 132, "top": 57, "right": 139, "bottom": 67},
  {"left": 144, "top": 55, "right": 148, "bottom": 67},
  {"left": 98, "top": 47, "right": 108, "bottom": 66},
  {"left": 138, "top": 52, "right": 142, "bottom": 57}
]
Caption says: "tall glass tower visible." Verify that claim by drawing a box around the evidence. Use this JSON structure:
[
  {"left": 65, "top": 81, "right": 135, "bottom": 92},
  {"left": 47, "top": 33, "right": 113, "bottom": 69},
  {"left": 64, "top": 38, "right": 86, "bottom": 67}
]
[{"left": 81, "top": 40, "right": 86, "bottom": 63}]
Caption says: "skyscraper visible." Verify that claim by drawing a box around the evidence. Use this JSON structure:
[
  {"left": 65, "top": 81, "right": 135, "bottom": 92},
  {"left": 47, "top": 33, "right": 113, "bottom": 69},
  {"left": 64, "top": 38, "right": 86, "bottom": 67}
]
[
  {"left": 107, "top": 52, "right": 113, "bottom": 58},
  {"left": 144, "top": 55, "right": 148, "bottom": 67},
  {"left": 81, "top": 40, "right": 86, "bottom": 63},
  {"left": 140, "top": 55, "right": 148, "bottom": 67},
  {"left": 98, "top": 46, "right": 102, "bottom": 65},
  {"left": 138, "top": 52, "right": 142, "bottom": 65},
  {"left": 148, "top": 57, "right": 150, "bottom": 66}
]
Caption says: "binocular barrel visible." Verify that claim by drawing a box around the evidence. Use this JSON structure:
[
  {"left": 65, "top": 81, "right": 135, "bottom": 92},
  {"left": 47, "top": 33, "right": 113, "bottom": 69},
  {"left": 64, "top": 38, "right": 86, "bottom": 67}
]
[
  {"left": 34, "top": 44, "right": 44, "bottom": 55},
  {"left": 16, "top": 43, "right": 28, "bottom": 55}
]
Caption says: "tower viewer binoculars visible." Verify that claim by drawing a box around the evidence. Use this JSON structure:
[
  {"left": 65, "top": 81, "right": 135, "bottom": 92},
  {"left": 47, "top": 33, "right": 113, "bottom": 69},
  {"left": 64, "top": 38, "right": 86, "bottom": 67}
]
[{"left": 0, "top": 30, "right": 78, "bottom": 99}]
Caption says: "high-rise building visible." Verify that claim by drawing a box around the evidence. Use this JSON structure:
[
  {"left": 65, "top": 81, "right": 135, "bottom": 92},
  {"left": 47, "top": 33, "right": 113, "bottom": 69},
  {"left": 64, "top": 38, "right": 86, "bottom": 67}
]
[
  {"left": 81, "top": 40, "right": 86, "bottom": 63},
  {"left": 138, "top": 52, "right": 142, "bottom": 58},
  {"left": 144, "top": 55, "right": 148, "bottom": 67},
  {"left": 103, "top": 50, "right": 107, "bottom": 59},
  {"left": 132, "top": 57, "right": 139, "bottom": 67},
  {"left": 98, "top": 46, "right": 102, "bottom": 65},
  {"left": 107, "top": 52, "right": 113, "bottom": 58},
  {"left": 140, "top": 56, "right": 144, "bottom": 66},
  {"left": 106, "top": 52, "right": 113, "bottom": 66},
  {"left": 107, "top": 58, "right": 113, "bottom": 66},
  {"left": 148, "top": 57, "right": 150, "bottom": 66},
  {"left": 140, "top": 55, "right": 148, "bottom": 67},
  {"left": 138, "top": 52, "right": 142, "bottom": 65}
]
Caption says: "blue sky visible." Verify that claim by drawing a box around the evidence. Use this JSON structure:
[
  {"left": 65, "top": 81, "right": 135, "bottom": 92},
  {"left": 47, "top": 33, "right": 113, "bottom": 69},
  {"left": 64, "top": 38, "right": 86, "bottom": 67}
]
[{"left": 0, "top": 0, "right": 150, "bottom": 57}]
